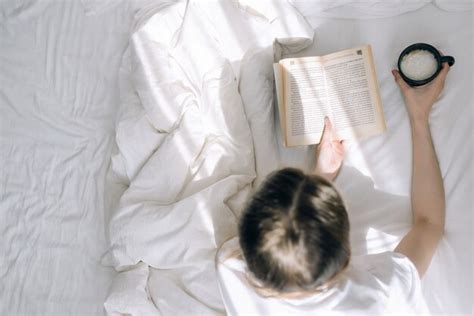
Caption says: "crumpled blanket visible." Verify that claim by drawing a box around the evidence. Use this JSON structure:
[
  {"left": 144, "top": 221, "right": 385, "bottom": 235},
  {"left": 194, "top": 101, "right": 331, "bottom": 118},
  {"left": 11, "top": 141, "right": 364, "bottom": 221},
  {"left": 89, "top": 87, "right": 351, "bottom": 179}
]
[{"left": 103, "top": 1, "right": 313, "bottom": 315}]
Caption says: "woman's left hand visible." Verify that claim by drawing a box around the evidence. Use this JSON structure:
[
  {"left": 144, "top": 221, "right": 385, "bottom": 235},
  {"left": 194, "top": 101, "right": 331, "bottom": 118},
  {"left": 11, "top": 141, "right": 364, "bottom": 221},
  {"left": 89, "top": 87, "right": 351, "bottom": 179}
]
[{"left": 313, "top": 117, "right": 345, "bottom": 181}]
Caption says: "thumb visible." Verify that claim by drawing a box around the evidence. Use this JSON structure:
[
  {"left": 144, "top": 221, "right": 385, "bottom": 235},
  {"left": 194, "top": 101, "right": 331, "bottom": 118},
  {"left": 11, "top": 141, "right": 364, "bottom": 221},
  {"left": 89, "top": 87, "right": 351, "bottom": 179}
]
[
  {"left": 321, "top": 117, "right": 333, "bottom": 142},
  {"left": 392, "top": 69, "right": 410, "bottom": 92}
]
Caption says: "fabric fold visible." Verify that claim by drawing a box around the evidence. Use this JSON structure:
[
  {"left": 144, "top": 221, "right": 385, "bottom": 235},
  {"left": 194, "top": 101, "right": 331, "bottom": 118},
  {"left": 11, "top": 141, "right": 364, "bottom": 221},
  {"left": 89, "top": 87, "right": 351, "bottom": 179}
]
[{"left": 105, "top": 1, "right": 314, "bottom": 315}]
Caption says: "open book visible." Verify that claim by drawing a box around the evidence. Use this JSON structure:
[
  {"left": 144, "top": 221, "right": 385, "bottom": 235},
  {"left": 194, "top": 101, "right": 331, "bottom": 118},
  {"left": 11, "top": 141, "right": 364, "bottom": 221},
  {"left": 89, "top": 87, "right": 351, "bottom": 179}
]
[{"left": 274, "top": 45, "right": 386, "bottom": 147}]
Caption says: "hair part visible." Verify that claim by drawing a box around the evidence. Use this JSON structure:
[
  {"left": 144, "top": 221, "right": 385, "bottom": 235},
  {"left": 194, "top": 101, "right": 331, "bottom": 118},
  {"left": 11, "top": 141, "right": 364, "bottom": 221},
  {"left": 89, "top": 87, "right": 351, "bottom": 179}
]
[{"left": 239, "top": 168, "right": 351, "bottom": 295}]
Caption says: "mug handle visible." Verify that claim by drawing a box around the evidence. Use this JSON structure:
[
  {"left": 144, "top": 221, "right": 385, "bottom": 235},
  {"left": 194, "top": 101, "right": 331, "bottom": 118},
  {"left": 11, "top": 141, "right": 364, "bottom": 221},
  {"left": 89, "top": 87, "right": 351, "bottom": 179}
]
[{"left": 440, "top": 55, "right": 455, "bottom": 66}]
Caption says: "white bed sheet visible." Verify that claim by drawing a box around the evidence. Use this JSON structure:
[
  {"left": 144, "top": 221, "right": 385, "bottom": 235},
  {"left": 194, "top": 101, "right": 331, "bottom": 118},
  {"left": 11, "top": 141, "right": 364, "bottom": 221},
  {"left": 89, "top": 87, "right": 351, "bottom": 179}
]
[
  {"left": 0, "top": 1, "right": 132, "bottom": 315},
  {"left": 275, "top": 4, "right": 473, "bottom": 315}
]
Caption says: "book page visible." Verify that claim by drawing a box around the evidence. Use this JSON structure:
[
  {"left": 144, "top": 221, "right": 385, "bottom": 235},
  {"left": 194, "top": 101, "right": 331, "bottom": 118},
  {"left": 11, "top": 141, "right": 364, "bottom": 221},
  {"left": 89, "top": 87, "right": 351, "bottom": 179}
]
[
  {"left": 280, "top": 57, "right": 328, "bottom": 146},
  {"left": 323, "top": 45, "right": 386, "bottom": 140},
  {"left": 273, "top": 63, "right": 286, "bottom": 145},
  {"left": 278, "top": 45, "right": 385, "bottom": 147}
]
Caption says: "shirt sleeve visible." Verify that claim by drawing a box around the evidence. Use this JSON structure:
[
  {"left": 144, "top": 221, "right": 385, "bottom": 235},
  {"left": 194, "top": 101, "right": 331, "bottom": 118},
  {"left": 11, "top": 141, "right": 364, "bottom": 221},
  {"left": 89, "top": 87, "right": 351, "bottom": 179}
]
[{"left": 360, "top": 251, "right": 430, "bottom": 315}]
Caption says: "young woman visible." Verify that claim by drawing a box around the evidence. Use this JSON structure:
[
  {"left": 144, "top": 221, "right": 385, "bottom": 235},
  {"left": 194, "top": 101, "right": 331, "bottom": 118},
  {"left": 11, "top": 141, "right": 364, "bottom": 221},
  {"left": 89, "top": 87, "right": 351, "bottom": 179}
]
[{"left": 217, "top": 64, "right": 449, "bottom": 315}]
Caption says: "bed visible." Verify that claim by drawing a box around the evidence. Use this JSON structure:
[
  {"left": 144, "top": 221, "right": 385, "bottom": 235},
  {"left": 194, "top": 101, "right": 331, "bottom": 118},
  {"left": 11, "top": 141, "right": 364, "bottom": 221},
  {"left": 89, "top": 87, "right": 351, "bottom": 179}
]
[{"left": 1, "top": 0, "right": 472, "bottom": 315}]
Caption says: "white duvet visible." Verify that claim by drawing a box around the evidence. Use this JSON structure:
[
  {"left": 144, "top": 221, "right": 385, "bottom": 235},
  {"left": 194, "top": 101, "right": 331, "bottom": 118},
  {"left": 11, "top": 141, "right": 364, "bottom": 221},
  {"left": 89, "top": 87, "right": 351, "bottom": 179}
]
[
  {"left": 103, "top": 1, "right": 472, "bottom": 316},
  {"left": 104, "top": 1, "right": 313, "bottom": 315}
]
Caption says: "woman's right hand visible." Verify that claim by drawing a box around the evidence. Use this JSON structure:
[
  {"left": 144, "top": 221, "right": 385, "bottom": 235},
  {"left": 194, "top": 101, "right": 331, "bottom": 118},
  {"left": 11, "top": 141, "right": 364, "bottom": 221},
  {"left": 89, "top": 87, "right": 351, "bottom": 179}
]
[
  {"left": 313, "top": 117, "right": 345, "bottom": 181},
  {"left": 392, "top": 62, "right": 450, "bottom": 123}
]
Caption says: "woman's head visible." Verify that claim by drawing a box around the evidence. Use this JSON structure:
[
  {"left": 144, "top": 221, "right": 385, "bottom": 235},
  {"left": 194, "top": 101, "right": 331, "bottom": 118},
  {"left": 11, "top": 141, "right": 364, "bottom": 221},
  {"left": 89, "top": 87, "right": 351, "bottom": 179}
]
[{"left": 239, "top": 168, "right": 350, "bottom": 294}]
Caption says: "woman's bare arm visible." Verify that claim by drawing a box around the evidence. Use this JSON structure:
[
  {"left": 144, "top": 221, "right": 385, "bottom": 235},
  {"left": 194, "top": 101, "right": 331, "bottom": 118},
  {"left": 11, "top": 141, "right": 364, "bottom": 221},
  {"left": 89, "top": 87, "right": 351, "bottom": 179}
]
[{"left": 392, "top": 64, "right": 449, "bottom": 277}]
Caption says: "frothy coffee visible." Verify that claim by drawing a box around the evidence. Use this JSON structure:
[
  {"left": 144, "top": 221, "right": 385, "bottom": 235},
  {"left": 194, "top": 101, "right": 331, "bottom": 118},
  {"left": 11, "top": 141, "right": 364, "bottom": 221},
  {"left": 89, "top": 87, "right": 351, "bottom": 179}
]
[{"left": 400, "top": 49, "right": 438, "bottom": 81}]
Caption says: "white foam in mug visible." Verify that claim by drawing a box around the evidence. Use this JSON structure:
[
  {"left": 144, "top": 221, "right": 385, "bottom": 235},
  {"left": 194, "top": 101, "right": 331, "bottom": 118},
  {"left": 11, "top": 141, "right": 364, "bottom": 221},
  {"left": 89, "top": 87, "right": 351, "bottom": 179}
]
[
  {"left": 397, "top": 43, "right": 455, "bottom": 86},
  {"left": 400, "top": 49, "right": 438, "bottom": 81}
]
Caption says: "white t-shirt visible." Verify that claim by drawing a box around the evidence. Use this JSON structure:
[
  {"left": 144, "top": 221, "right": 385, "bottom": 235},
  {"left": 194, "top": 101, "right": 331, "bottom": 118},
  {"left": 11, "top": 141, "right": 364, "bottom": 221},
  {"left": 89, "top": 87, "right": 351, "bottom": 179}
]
[{"left": 216, "top": 238, "right": 429, "bottom": 316}]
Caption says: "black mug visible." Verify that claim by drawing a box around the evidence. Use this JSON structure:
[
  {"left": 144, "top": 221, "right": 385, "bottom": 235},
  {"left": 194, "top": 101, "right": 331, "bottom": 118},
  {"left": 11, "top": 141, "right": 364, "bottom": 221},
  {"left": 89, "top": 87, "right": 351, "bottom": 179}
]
[{"left": 397, "top": 43, "right": 455, "bottom": 86}]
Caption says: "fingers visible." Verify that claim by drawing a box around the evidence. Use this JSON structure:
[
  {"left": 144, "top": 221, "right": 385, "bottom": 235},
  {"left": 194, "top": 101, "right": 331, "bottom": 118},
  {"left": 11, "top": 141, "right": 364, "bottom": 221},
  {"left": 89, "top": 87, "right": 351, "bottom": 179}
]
[
  {"left": 392, "top": 69, "right": 410, "bottom": 92},
  {"left": 321, "top": 118, "right": 346, "bottom": 154},
  {"left": 435, "top": 62, "right": 450, "bottom": 83},
  {"left": 426, "top": 62, "right": 450, "bottom": 92}
]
